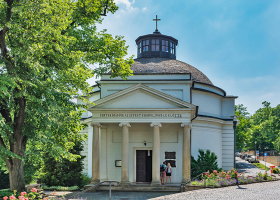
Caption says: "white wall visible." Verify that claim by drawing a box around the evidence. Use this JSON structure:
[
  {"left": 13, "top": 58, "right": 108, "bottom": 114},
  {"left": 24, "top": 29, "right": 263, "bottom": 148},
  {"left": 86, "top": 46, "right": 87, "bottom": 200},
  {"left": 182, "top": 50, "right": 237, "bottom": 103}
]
[
  {"left": 222, "top": 123, "right": 234, "bottom": 170},
  {"left": 222, "top": 99, "right": 235, "bottom": 119},
  {"left": 191, "top": 120, "right": 223, "bottom": 168},
  {"left": 100, "top": 83, "right": 191, "bottom": 102},
  {"left": 192, "top": 90, "right": 222, "bottom": 118}
]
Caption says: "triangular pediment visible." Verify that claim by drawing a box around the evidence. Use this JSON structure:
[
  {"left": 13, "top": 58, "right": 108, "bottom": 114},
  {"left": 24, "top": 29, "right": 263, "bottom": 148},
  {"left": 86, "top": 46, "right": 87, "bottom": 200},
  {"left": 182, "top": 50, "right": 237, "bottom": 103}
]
[{"left": 88, "top": 84, "right": 196, "bottom": 110}]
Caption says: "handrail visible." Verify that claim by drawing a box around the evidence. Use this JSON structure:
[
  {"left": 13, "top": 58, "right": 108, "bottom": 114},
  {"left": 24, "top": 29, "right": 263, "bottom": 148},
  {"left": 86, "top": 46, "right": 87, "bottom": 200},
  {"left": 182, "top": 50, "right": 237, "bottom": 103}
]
[
  {"left": 67, "top": 180, "right": 119, "bottom": 200},
  {"left": 185, "top": 172, "right": 207, "bottom": 185}
]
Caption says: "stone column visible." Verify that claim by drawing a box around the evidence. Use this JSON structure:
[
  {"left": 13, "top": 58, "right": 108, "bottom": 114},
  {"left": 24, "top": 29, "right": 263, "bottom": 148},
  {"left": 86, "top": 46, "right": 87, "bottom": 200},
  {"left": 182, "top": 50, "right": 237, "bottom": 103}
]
[
  {"left": 181, "top": 123, "right": 192, "bottom": 183},
  {"left": 119, "top": 123, "right": 131, "bottom": 187},
  {"left": 90, "top": 123, "right": 102, "bottom": 184},
  {"left": 150, "top": 122, "right": 162, "bottom": 187}
]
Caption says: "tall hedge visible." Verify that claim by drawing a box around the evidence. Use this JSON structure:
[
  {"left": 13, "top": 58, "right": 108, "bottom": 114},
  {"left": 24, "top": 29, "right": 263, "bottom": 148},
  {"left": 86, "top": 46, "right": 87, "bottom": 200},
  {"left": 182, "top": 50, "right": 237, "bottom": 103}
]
[{"left": 41, "top": 141, "right": 85, "bottom": 188}]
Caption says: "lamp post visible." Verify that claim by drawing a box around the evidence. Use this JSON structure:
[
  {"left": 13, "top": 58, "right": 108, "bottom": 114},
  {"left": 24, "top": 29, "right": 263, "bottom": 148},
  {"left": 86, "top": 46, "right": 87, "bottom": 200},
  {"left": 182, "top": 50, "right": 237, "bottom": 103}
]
[
  {"left": 232, "top": 115, "right": 238, "bottom": 169},
  {"left": 255, "top": 141, "right": 257, "bottom": 162}
]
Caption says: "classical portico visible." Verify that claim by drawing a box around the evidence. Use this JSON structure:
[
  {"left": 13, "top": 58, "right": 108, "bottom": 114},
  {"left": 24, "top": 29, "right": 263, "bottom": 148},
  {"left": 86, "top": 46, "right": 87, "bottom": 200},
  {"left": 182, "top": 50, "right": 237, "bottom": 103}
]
[{"left": 86, "top": 84, "right": 196, "bottom": 186}]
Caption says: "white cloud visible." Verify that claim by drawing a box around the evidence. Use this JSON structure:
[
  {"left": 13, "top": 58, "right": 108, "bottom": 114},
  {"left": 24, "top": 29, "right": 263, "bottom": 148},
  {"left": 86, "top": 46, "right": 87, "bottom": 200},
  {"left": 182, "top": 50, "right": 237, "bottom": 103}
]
[
  {"left": 142, "top": 7, "right": 147, "bottom": 12},
  {"left": 115, "top": 0, "right": 135, "bottom": 10}
]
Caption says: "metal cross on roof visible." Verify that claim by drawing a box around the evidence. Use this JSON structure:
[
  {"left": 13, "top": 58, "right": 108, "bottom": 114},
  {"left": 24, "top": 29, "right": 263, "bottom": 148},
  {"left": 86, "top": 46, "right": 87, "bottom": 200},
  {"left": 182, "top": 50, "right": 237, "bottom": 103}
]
[{"left": 153, "top": 15, "right": 161, "bottom": 32}]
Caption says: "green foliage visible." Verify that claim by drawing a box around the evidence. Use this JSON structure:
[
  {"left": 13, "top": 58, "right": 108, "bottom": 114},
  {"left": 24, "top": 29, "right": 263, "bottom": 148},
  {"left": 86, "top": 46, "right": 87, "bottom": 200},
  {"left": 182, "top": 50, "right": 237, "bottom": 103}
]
[
  {"left": 81, "top": 174, "right": 91, "bottom": 187},
  {"left": 41, "top": 185, "right": 79, "bottom": 191},
  {"left": 272, "top": 168, "right": 280, "bottom": 174},
  {"left": 0, "top": 0, "right": 134, "bottom": 191},
  {"left": 235, "top": 104, "right": 252, "bottom": 150},
  {"left": 0, "top": 190, "right": 21, "bottom": 198},
  {"left": 235, "top": 103, "right": 280, "bottom": 152},
  {"left": 41, "top": 140, "right": 85, "bottom": 188},
  {"left": 191, "top": 149, "right": 222, "bottom": 178},
  {"left": 0, "top": 170, "right": 9, "bottom": 189}
]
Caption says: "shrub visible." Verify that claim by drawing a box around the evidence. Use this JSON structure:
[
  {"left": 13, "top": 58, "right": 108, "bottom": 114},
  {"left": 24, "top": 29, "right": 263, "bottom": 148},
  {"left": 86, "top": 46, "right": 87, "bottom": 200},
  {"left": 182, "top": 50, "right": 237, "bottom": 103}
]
[
  {"left": 41, "top": 185, "right": 79, "bottom": 191},
  {"left": 0, "top": 170, "right": 9, "bottom": 190},
  {"left": 191, "top": 149, "right": 222, "bottom": 178},
  {"left": 41, "top": 140, "right": 85, "bottom": 188},
  {"left": 81, "top": 174, "right": 91, "bottom": 187},
  {"left": 272, "top": 168, "right": 280, "bottom": 174}
]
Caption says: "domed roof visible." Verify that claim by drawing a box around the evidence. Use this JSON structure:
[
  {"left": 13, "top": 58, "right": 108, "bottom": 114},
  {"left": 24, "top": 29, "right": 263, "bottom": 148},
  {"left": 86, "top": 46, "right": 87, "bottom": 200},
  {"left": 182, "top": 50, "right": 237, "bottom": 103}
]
[{"left": 131, "top": 57, "right": 213, "bottom": 85}]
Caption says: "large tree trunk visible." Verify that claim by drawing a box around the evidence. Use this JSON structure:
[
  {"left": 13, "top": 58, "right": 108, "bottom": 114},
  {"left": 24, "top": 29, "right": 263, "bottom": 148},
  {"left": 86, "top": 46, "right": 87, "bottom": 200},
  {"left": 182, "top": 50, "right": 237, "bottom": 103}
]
[{"left": 7, "top": 158, "right": 25, "bottom": 192}]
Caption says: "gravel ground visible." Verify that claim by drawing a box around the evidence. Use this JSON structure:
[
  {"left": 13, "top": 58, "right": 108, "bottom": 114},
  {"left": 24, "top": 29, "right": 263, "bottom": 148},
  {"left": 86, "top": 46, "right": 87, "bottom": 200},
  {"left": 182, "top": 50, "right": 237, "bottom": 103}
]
[
  {"left": 67, "top": 191, "right": 178, "bottom": 200},
  {"left": 43, "top": 158, "right": 279, "bottom": 200},
  {"left": 150, "top": 180, "right": 280, "bottom": 200}
]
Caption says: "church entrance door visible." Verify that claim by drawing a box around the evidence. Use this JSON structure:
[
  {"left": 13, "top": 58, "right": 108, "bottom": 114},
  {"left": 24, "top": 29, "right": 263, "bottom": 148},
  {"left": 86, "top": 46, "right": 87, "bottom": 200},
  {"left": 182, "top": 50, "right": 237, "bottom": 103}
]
[{"left": 136, "top": 150, "right": 152, "bottom": 183}]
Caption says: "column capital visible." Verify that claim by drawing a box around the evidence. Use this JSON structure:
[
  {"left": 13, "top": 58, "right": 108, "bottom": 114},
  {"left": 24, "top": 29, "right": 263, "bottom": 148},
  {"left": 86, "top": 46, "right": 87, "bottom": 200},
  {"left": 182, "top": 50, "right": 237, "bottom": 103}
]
[
  {"left": 181, "top": 123, "right": 192, "bottom": 128},
  {"left": 90, "top": 122, "right": 102, "bottom": 127},
  {"left": 119, "top": 123, "right": 131, "bottom": 127},
  {"left": 150, "top": 122, "right": 162, "bottom": 127}
]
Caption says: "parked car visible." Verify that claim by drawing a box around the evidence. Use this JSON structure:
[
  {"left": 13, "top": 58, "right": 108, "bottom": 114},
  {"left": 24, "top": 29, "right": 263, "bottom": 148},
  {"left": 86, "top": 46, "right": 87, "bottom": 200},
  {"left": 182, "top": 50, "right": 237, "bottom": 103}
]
[
  {"left": 241, "top": 153, "right": 247, "bottom": 159},
  {"left": 236, "top": 152, "right": 242, "bottom": 157},
  {"left": 245, "top": 154, "right": 253, "bottom": 161},
  {"left": 248, "top": 156, "right": 259, "bottom": 163}
]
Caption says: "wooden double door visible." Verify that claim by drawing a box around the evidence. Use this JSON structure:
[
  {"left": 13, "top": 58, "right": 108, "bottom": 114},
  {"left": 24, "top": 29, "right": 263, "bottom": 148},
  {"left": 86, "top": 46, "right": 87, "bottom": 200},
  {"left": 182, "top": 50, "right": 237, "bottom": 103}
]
[{"left": 136, "top": 150, "right": 153, "bottom": 183}]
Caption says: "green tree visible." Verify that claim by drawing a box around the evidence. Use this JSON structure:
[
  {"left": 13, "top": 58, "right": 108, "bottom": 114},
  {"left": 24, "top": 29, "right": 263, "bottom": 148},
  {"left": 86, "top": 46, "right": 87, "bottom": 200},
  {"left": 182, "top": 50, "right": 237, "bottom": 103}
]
[
  {"left": 41, "top": 140, "right": 85, "bottom": 188},
  {"left": 191, "top": 149, "right": 221, "bottom": 178},
  {"left": 0, "top": 0, "right": 134, "bottom": 191},
  {"left": 235, "top": 104, "right": 251, "bottom": 150}
]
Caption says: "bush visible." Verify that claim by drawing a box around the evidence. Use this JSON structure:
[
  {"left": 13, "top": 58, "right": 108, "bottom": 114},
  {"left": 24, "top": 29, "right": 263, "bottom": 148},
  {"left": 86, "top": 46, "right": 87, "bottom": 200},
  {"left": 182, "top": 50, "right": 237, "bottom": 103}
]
[
  {"left": 81, "top": 174, "right": 91, "bottom": 187},
  {"left": 41, "top": 140, "right": 85, "bottom": 188},
  {"left": 191, "top": 149, "right": 222, "bottom": 178},
  {"left": 41, "top": 185, "right": 79, "bottom": 191},
  {"left": 0, "top": 170, "right": 9, "bottom": 190},
  {"left": 272, "top": 168, "right": 280, "bottom": 174}
]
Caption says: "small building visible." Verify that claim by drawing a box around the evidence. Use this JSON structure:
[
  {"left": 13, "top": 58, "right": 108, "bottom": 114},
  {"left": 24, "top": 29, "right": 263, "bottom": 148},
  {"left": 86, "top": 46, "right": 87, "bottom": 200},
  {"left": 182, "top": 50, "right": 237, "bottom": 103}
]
[{"left": 79, "top": 27, "right": 237, "bottom": 186}]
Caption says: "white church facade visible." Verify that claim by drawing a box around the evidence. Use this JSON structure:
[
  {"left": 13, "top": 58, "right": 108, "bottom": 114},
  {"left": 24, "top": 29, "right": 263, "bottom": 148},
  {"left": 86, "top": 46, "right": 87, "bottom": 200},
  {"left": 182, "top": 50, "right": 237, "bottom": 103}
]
[{"left": 78, "top": 28, "right": 237, "bottom": 186}]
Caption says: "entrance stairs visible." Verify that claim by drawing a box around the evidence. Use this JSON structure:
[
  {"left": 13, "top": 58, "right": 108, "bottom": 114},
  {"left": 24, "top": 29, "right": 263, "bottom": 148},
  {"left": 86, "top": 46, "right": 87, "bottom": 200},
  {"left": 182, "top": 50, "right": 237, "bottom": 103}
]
[{"left": 86, "top": 183, "right": 183, "bottom": 192}]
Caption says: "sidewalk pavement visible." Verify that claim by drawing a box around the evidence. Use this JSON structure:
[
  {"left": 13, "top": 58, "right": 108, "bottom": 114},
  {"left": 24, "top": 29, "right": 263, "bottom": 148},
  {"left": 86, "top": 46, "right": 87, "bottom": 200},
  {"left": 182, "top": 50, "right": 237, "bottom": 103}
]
[{"left": 259, "top": 159, "right": 277, "bottom": 168}]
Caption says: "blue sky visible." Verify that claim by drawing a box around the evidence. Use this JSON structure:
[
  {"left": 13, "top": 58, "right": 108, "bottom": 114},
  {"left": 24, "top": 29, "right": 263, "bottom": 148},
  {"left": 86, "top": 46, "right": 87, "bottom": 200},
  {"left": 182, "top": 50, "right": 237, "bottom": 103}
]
[{"left": 90, "top": 0, "right": 280, "bottom": 115}]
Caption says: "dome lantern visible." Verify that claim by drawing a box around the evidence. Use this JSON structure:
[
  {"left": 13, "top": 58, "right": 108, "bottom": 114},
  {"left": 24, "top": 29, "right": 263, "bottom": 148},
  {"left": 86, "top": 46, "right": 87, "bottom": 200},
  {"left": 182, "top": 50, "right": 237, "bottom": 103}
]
[{"left": 135, "top": 15, "right": 178, "bottom": 59}]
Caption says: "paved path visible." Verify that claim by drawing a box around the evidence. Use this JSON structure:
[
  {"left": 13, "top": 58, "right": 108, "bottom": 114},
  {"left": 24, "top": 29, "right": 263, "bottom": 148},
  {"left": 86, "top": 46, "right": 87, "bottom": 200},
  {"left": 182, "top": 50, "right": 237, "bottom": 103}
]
[
  {"left": 150, "top": 180, "right": 280, "bottom": 200},
  {"left": 236, "top": 157, "right": 270, "bottom": 176}
]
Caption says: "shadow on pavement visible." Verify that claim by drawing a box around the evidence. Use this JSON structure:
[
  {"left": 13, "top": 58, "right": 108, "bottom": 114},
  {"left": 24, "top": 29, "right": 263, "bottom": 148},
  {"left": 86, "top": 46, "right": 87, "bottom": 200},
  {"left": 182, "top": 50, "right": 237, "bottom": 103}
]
[{"left": 236, "top": 185, "right": 247, "bottom": 190}]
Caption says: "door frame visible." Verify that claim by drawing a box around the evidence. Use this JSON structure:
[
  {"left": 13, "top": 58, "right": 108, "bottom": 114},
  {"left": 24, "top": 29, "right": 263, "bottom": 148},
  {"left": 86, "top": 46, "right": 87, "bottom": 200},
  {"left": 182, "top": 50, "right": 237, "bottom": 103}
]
[{"left": 133, "top": 147, "right": 153, "bottom": 183}]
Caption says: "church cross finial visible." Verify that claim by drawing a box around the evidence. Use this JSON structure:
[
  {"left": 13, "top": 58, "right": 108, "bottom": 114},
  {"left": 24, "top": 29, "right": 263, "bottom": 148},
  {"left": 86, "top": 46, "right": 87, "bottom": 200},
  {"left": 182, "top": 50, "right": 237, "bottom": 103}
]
[{"left": 153, "top": 15, "right": 161, "bottom": 32}]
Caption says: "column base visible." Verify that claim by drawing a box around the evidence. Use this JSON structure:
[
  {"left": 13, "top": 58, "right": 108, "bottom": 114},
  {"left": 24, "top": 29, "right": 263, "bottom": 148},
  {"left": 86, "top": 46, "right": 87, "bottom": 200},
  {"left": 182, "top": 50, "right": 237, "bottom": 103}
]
[
  {"left": 151, "top": 180, "right": 161, "bottom": 187},
  {"left": 119, "top": 181, "right": 131, "bottom": 187},
  {"left": 91, "top": 179, "right": 100, "bottom": 185}
]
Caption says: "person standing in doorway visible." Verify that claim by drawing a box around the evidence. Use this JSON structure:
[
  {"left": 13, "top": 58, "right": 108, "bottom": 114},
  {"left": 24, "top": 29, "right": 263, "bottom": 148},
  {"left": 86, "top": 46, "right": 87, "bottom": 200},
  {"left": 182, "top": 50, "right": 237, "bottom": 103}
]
[
  {"left": 166, "top": 163, "right": 172, "bottom": 184},
  {"left": 160, "top": 161, "right": 167, "bottom": 185}
]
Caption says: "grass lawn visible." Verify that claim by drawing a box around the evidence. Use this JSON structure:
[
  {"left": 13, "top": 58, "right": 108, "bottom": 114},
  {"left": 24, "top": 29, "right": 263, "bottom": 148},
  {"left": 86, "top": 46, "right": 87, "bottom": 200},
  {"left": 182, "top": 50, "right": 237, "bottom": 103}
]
[{"left": 253, "top": 163, "right": 270, "bottom": 171}]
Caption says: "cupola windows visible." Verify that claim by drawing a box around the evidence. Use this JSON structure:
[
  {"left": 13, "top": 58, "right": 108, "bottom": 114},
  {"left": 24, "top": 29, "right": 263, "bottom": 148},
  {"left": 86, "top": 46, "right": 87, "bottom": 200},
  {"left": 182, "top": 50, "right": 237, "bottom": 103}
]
[
  {"left": 142, "top": 40, "right": 149, "bottom": 52},
  {"left": 171, "top": 42, "right": 175, "bottom": 55},
  {"left": 138, "top": 42, "right": 142, "bottom": 53},
  {"left": 136, "top": 37, "right": 176, "bottom": 58},
  {"left": 162, "top": 40, "right": 169, "bottom": 52},
  {"left": 151, "top": 39, "right": 159, "bottom": 51}
]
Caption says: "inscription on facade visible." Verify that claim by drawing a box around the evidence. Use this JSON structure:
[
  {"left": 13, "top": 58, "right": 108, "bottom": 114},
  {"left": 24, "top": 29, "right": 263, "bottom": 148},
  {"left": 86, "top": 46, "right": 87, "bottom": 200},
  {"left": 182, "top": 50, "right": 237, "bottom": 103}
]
[{"left": 100, "top": 113, "right": 182, "bottom": 118}]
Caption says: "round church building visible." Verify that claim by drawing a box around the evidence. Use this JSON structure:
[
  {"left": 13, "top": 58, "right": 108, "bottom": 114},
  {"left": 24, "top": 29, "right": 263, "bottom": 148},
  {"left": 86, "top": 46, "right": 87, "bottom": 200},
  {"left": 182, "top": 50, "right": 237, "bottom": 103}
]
[{"left": 79, "top": 29, "right": 238, "bottom": 186}]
